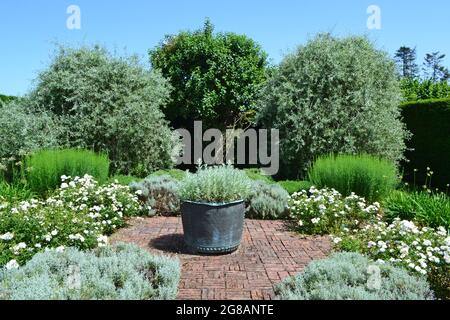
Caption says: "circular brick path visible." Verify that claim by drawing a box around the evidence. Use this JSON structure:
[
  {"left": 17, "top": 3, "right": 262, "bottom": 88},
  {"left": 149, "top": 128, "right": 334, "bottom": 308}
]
[{"left": 110, "top": 217, "right": 331, "bottom": 300}]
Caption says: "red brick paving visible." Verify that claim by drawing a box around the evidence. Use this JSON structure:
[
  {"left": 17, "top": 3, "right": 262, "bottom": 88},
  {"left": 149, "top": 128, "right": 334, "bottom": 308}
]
[{"left": 110, "top": 217, "right": 331, "bottom": 300}]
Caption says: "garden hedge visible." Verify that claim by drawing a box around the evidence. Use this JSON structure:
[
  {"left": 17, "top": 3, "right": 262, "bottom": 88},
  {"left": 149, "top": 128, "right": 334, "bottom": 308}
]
[
  {"left": 401, "top": 98, "right": 450, "bottom": 189},
  {"left": 0, "top": 94, "right": 16, "bottom": 104}
]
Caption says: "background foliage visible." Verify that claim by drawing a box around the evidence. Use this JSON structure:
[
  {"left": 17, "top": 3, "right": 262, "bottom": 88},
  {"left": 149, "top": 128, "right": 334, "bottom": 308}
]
[
  {"left": 400, "top": 79, "right": 450, "bottom": 101},
  {"left": 150, "top": 19, "right": 268, "bottom": 130},
  {"left": 257, "top": 34, "right": 409, "bottom": 179},
  {"left": 0, "top": 94, "right": 16, "bottom": 104},
  {"left": 0, "top": 101, "right": 59, "bottom": 181},
  {"left": 27, "top": 45, "right": 179, "bottom": 177},
  {"left": 401, "top": 98, "right": 450, "bottom": 189}
]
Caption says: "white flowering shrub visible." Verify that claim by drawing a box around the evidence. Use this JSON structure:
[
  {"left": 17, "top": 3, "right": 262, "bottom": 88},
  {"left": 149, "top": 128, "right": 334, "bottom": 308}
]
[
  {"left": 0, "top": 243, "right": 180, "bottom": 300},
  {"left": 274, "top": 252, "right": 433, "bottom": 300},
  {"left": 0, "top": 175, "right": 143, "bottom": 267},
  {"left": 288, "top": 187, "right": 380, "bottom": 235},
  {"left": 335, "top": 218, "right": 450, "bottom": 299}
]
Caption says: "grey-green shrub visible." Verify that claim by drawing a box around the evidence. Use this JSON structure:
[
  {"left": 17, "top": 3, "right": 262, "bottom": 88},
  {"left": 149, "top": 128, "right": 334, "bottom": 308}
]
[
  {"left": 257, "top": 34, "right": 409, "bottom": 179},
  {"left": 246, "top": 181, "right": 289, "bottom": 219},
  {"left": 27, "top": 45, "right": 179, "bottom": 176},
  {"left": 24, "top": 149, "right": 110, "bottom": 195},
  {"left": 308, "top": 154, "right": 398, "bottom": 202},
  {"left": 179, "top": 165, "right": 252, "bottom": 203},
  {"left": 274, "top": 252, "right": 433, "bottom": 300},
  {"left": 130, "top": 175, "right": 180, "bottom": 216},
  {"left": 0, "top": 243, "right": 180, "bottom": 300},
  {"left": 0, "top": 101, "right": 59, "bottom": 181}
]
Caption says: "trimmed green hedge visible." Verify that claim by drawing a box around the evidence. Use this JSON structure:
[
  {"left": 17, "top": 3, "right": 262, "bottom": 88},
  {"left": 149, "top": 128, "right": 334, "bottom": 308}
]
[
  {"left": 0, "top": 94, "right": 16, "bottom": 104},
  {"left": 401, "top": 99, "right": 450, "bottom": 189}
]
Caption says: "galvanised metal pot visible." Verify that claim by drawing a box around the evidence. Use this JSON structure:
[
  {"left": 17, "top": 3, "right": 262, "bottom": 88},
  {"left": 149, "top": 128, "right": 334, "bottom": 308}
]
[{"left": 181, "top": 200, "right": 245, "bottom": 254}]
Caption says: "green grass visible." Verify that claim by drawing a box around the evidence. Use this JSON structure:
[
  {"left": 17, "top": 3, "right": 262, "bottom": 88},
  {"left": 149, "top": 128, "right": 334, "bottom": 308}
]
[
  {"left": 384, "top": 190, "right": 450, "bottom": 229},
  {"left": 308, "top": 154, "right": 398, "bottom": 202},
  {"left": 277, "top": 180, "right": 312, "bottom": 195},
  {"left": 0, "top": 181, "right": 35, "bottom": 203},
  {"left": 244, "top": 168, "right": 274, "bottom": 184},
  {"left": 150, "top": 169, "right": 187, "bottom": 181},
  {"left": 24, "top": 149, "right": 109, "bottom": 195}
]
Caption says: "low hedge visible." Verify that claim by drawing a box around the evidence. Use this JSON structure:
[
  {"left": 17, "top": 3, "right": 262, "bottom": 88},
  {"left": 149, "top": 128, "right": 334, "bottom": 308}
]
[
  {"left": 401, "top": 99, "right": 450, "bottom": 190},
  {"left": 0, "top": 94, "right": 16, "bottom": 104}
]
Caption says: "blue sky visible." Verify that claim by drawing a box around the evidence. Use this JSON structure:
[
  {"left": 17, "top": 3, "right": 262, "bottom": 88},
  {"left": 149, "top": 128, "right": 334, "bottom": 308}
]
[{"left": 1, "top": 0, "right": 449, "bottom": 96}]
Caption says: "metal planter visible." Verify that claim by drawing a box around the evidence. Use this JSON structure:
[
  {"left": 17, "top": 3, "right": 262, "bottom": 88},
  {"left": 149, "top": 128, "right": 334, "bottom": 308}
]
[{"left": 181, "top": 200, "right": 245, "bottom": 254}]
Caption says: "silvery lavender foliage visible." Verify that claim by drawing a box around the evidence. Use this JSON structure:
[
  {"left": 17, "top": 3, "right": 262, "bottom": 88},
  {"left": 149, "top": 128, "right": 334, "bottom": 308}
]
[
  {"left": 0, "top": 243, "right": 180, "bottom": 300},
  {"left": 274, "top": 252, "right": 434, "bottom": 300},
  {"left": 245, "top": 180, "right": 289, "bottom": 220},
  {"left": 179, "top": 164, "right": 252, "bottom": 203},
  {"left": 130, "top": 175, "right": 180, "bottom": 216}
]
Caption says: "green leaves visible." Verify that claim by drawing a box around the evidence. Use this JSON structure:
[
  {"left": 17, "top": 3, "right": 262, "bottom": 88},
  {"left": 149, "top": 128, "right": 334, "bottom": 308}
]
[
  {"left": 257, "top": 34, "right": 408, "bottom": 179},
  {"left": 150, "top": 20, "right": 268, "bottom": 129},
  {"left": 28, "top": 45, "right": 178, "bottom": 176}
]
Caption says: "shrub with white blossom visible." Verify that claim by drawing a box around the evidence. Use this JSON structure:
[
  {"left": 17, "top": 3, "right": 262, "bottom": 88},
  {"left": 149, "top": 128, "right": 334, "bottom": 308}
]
[
  {"left": 0, "top": 175, "right": 144, "bottom": 267},
  {"left": 335, "top": 218, "right": 450, "bottom": 299},
  {"left": 288, "top": 187, "right": 380, "bottom": 235}
]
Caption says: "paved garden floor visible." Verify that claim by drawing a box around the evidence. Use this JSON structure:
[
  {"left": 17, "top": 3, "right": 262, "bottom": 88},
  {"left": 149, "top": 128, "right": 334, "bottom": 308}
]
[{"left": 110, "top": 217, "right": 331, "bottom": 300}]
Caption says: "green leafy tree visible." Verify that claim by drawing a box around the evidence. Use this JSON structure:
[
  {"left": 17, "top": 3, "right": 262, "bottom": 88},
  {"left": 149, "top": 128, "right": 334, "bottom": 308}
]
[
  {"left": 150, "top": 19, "right": 269, "bottom": 129},
  {"left": 423, "top": 52, "right": 450, "bottom": 82},
  {"left": 395, "top": 46, "right": 419, "bottom": 79},
  {"left": 27, "top": 45, "right": 179, "bottom": 176},
  {"left": 400, "top": 78, "right": 450, "bottom": 101},
  {"left": 257, "top": 34, "right": 409, "bottom": 179}
]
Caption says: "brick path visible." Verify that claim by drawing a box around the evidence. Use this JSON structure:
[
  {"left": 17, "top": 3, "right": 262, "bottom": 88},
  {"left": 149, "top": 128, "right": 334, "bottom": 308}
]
[{"left": 110, "top": 217, "right": 331, "bottom": 300}]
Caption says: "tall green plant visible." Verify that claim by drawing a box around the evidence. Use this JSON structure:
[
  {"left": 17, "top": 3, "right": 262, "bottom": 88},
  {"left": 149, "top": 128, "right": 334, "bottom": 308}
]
[
  {"left": 257, "top": 34, "right": 409, "bottom": 179},
  {"left": 308, "top": 154, "right": 398, "bottom": 202},
  {"left": 24, "top": 149, "right": 109, "bottom": 195},
  {"left": 384, "top": 191, "right": 450, "bottom": 229}
]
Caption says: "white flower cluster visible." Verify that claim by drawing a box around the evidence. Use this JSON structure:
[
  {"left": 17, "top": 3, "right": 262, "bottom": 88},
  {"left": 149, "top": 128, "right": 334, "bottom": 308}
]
[
  {"left": 288, "top": 187, "right": 380, "bottom": 234},
  {"left": 338, "top": 218, "right": 449, "bottom": 276},
  {"left": 0, "top": 175, "right": 142, "bottom": 269}
]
